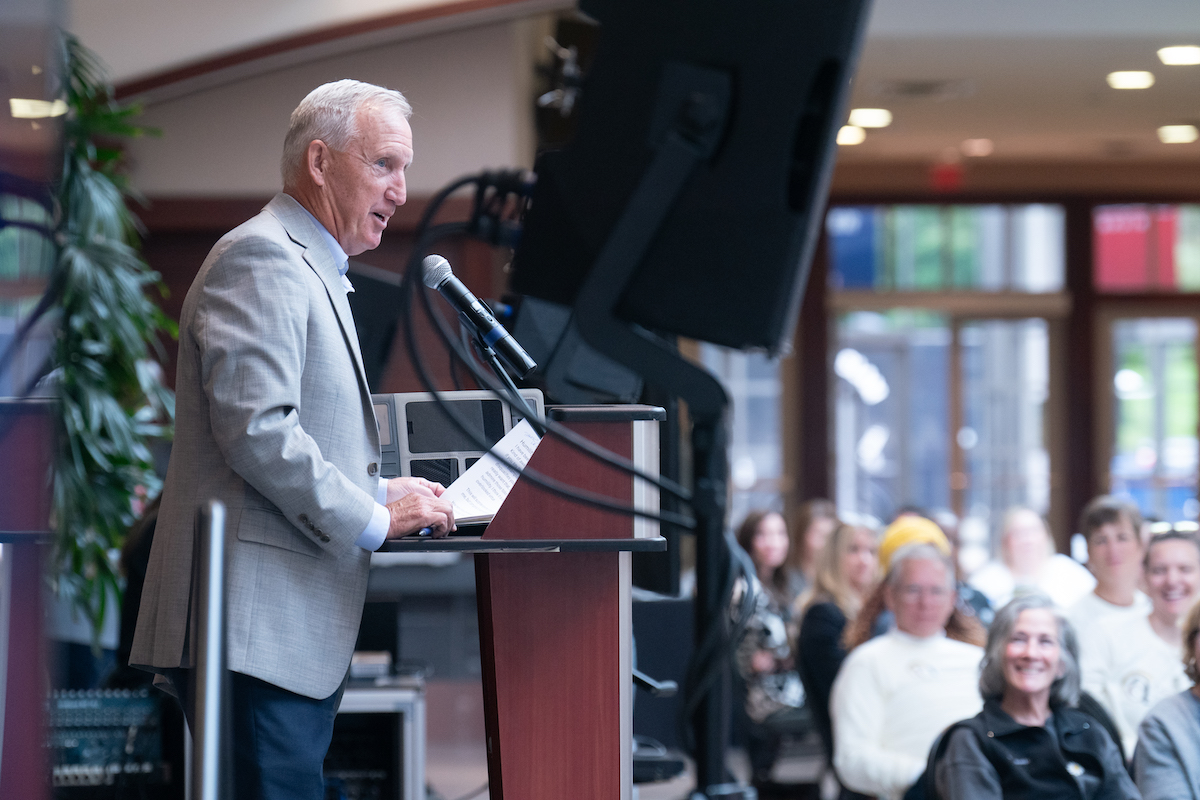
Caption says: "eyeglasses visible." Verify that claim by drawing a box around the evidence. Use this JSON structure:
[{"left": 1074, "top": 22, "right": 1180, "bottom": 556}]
[{"left": 897, "top": 585, "right": 950, "bottom": 601}]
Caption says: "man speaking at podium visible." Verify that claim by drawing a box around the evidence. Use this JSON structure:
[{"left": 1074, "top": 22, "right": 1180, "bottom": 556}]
[{"left": 131, "top": 80, "right": 455, "bottom": 800}]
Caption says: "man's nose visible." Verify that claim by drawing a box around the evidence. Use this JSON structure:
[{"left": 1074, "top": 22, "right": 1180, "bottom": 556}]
[{"left": 387, "top": 175, "right": 406, "bottom": 206}]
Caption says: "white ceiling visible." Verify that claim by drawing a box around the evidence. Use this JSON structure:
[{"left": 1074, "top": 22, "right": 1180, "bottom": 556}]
[
  {"left": 844, "top": 0, "right": 1200, "bottom": 164},
  {"left": 865, "top": 0, "right": 1200, "bottom": 38},
  {"left": 60, "top": 0, "right": 1200, "bottom": 165}
]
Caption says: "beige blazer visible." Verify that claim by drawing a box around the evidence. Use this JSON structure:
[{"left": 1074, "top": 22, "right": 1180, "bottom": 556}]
[{"left": 131, "top": 193, "right": 382, "bottom": 699}]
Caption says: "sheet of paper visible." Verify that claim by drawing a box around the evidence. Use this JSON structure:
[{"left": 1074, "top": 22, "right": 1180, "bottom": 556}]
[{"left": 442, "top": 418, "right": 542, "bottom": 523}]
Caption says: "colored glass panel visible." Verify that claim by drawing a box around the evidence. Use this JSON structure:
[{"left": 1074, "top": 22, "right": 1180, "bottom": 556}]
[
  {"left": 828, "top": 204, "right": 1064, "bottom": 293},
  {"left": 1094, "top": 204, "right": 1200, "bottom": 292}
]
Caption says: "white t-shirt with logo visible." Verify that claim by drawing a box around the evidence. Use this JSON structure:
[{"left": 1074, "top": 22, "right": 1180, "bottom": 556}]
[{"left": 1080, "top": 611, "right": 1190, "bottom": 758}]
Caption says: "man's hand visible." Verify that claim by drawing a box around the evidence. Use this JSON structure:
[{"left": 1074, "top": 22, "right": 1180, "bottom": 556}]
[
  {"left": 384, "top": 476, "right": 445, "bottom": 504},
  {"left": 384, "top": 477, "right": 455, "bottom": 538}
]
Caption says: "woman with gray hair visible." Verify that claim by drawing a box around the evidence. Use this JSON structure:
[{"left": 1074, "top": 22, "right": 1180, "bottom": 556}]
[{"left": 931, "top": 594, "right": 1138, "bottom": 799}]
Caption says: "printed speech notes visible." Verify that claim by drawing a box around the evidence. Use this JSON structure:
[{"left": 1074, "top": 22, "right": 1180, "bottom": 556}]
[{"left": 442, "top": 418, "right": 541, "bottom": 524}]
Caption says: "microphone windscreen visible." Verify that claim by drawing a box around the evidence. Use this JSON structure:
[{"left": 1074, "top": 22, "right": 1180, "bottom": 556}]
[{"left": 421, "top": 254, "right": 452, "bottom": 289}]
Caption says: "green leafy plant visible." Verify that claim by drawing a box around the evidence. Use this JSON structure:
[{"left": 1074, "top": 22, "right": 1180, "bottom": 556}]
[{"left": 51, "top": 35, "right": 175, "bottom": 642}]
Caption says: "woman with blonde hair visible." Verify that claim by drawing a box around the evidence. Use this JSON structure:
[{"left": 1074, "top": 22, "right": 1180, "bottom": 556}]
[
  {"left": 796, "top": 522, "right": 879, "bottom": 772},
  {"left": 787, "top": 498, "right": 839, "bottom": 591}
]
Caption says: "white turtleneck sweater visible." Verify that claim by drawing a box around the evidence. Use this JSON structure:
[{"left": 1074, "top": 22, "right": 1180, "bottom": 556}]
[{"left": 830, "top": 629, "right": 984, "bottom": 800}]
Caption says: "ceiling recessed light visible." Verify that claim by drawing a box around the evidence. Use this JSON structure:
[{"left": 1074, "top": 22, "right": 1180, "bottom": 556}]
[
  {"left": 1158, "top": 124, "right": 1199, "bottom": 144},
  {"left": 9, "top": 98, "right": 67, "bottom": 119},
  {"left": 1107, "top": 71, "right": 1156, "bottom": 89},
  {"left": 961, "top": 138, "right": 994, "bottom": 157},
  {"left": 1158, "top": 45, "right": 1200, "bottom": 66},
  {"left": 837, "top": 125, "right": 866, "bottom": 145},
  {"left": 847, "top": 108, "right": 892, "bottom": 128}
]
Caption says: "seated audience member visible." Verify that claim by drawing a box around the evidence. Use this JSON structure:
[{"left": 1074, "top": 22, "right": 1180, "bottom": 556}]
[
  {"left": 830, "top": 542, "right": 984, "bottom": 800},
  {"left": 969, "top": 507, "right": 1096, "bottom": 610},
  {"left": 932, "top": 508, "right": 996, "bottom": 627},
  {"left": 1069, "top": 496, "right": 1150, "bottom": 650},
  {"left": 1134, "top": 596, "right": 1200, "bottom": 800},
  {"left": 733, "top": 511, "right": 808, "bottom": 785},
  {"left": 1084, "top": 530, "right": 1200, "bottom": 757},
  {"left": 787, "top": 498, "right": 839, "bottom": 594},
  {"left": 797, "top": 522, "right": 880, "bottom": 766},
  {"left": 932, "top": 594, "right": 1138, "bottom": 800},
  {"left": 844, "top": 515, "right": 986, "bottom": 651}
]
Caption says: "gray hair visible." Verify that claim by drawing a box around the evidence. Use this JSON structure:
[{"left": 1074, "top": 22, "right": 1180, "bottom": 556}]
[
  {"left": 885, "top": 542, "right": 955, "bottom": 591},
  {"left": 281, "top": 79, "right": 412, "bottom": 188},
  {"left": 979, "top": 593, "right": 1080, "bottom": 706}
]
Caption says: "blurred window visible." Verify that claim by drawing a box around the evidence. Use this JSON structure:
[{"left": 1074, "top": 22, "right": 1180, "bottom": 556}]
[
  {"left": 1110, "top": 318, "right": 1199, "bottom": 522},
  {"left": 827, "top": 204, "right": 1064, "bottom": 293},
  {"left": 828, "top": 203, "right": 1064, "bottom": 557},
  {"left": 0, "top": 193, "right": 56, "bottom": 396},
  {"left": 835, "top": 310, "right": 951, "bottom": 519},
  {"left": 1094, "top": 204, "right": 1200, "bottom": 292},
  {"left": 700, "top": 346, "right": 783, "bottom": 526}
]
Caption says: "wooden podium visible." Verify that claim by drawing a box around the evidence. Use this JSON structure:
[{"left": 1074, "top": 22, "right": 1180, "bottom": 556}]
[
  {"left": 0, "top": 398, "right": 55, "bottom": 800},
  {"left": 381, "top": 405, "right": 666, "bottom": 800}
]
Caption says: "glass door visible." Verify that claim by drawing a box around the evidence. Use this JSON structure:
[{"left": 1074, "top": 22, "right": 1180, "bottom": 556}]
[
  {"left": 1108, "top": 317, "right": 1199, "bottom": 522},
  {"left": 834, "top": 313, "right": 1050, "bottom": 541}
]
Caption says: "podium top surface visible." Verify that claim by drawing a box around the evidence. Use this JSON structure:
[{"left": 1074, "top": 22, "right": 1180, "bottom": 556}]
[
  {"left": 546, "top": 404, "right": 666, "bottom": 422},
  {"left": 378, "top": 535, "right": 667, "bottom": 554}
]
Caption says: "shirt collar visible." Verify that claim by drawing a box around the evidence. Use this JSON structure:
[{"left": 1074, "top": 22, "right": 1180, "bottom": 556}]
[
  {"left": 889, "top": 627, "right": 948, "bottom": 644},
  {"left": 290, "top": 199, "right": 354, "bottom": 290}
]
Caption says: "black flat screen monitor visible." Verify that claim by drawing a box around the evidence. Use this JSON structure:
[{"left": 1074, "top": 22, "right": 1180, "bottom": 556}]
[{"left": 511, "top": 0, "right": 872, "bottom": 355}]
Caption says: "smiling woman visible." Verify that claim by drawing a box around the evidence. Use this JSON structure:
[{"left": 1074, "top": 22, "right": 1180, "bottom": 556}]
[
  {"left": 1082, "top": 531, "right": 1200, "bottom": 757},
  {"left": 931, "top": 595, "right": 1139, "bottom": 800}
]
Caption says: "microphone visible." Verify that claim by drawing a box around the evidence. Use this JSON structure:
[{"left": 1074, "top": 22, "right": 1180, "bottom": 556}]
[{"left": 422, "top": 255, "right": 537, "bottom": 378}]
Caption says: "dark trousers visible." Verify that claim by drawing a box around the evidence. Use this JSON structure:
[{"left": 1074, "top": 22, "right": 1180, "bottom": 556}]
[{"left": 166, "top": 668, "right": 348, "bottom": 800}]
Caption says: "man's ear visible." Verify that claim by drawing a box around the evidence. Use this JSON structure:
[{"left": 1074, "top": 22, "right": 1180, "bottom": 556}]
[
  {"left": 307, "top": 140, "right": 330, "bottom": 187},
  {"left": 882, "top": 582, "right": 895, "bottom": 613}
]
